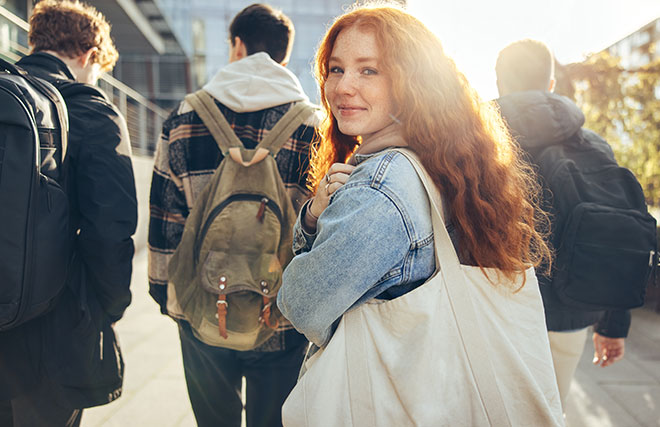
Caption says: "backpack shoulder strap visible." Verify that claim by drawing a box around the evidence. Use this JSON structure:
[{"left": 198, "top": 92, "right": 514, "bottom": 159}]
[
  {"left": 0, "top": 57, "right": 21, "bottom": 75},
  {"left": 257, "top": 101, "right": 317, "bottom": 156},
  {"left": 1, "top": 59, "right": 69, "bottom": 163},
  {"left": 184, "top": 90, "right": 241, "bottom": 155}
]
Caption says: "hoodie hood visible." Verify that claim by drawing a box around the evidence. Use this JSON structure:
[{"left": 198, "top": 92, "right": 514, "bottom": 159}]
[
  {"left": 202, "top": 52, "right": 309, "bottom": 113},
  {"left": 496, "top": 91, "right": 585, "bottom": 150}
]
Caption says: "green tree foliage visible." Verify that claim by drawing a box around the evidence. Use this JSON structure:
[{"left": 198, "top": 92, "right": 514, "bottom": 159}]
[{"left": 556, "top": 51, "right": 660, "bottom": 206}]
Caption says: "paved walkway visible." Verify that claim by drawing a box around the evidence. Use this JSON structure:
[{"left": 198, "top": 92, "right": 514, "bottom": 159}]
[{"left": 81, "top": 155, "right": 660, "bottom": 426}]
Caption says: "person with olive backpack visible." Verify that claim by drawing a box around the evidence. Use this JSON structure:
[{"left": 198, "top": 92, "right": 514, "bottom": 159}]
[{"left": 148, "top": 5, "right": 319, "bottom": 426}]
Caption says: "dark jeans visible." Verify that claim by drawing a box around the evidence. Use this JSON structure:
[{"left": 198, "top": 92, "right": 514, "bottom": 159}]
[
  {"left": 0, "top": 380, "right": 82, "bottom": 427},
  {"left": 178, "top": 321, "right": 307, "bottom": 427}
]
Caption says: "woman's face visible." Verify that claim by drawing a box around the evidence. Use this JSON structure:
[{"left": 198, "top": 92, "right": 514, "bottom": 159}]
[{"left": 325, "top": 26, "right": 395, "bottom": 142}]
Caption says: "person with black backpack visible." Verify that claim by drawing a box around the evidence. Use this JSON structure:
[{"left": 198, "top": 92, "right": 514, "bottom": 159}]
[
  {"left": 495, "top": 39, "right": 657, "bottom": 412},
  {"left": 148, "top": 4, "right": 319, "bottom": 427},
  {"left": 0, "top": 1, "right": 137, "bottom": 426}
]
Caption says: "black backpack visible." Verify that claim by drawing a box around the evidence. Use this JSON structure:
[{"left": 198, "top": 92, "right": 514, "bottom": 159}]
[
  {"left": 533, "top": 129, "right": 657, "bottom": 311},
  {"left": 0, "top": 58, "right": 72, "bottom": 330}
]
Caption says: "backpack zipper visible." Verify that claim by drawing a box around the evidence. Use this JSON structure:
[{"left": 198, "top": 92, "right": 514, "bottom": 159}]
[
  {"left": 194, "top": 194, "right": 283, "bottom": 261},
  {"left": 257, "top": 197, "right": 268, "bottom": 222}
]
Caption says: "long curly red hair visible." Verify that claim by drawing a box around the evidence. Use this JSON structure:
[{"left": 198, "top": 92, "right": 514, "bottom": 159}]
[{"left": 311, "top": 4, "right": 551, "bottom": 280}]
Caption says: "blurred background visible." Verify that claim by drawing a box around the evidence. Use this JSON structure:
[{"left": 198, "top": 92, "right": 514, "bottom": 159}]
[{"left": 3, "top": 0, "right": 659, "bottom": 208}]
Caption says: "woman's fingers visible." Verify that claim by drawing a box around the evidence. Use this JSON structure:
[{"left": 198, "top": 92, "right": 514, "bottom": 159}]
[
  {"left": 312, "top": 163, "right": 357, "bottom": 219},
  {"left": 325, "top": 181, "right": 344, "bottom": 195},
  {"left": 324, "top": 163, "right": 356, "bottom": 195},
  {"left": 324, "top": 174, "right": 349, "bottom": 195},
  {"left": 328, "top": 163, "right": 356, "bottom": 176},
  {"left": 329, "top": 172, "right": 351, "bottom": 185}
]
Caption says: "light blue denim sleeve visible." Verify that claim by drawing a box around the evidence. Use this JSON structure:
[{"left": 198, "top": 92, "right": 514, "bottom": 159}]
[{"left": 278, "top": 183, "right": 410, "bottom": 347}]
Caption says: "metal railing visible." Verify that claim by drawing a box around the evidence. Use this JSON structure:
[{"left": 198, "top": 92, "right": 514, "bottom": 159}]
[{"left": 0, "top": 6, "right": 166, "bottom": 155}]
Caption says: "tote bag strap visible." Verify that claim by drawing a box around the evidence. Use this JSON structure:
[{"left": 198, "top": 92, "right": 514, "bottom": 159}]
[{"left": 394, "top": 149, "right": 512, "bottom": 427}]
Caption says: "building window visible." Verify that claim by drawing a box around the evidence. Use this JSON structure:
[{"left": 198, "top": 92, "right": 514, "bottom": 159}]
[
  {"left": 0, "top": 22, "right": 9, "bottom": 53},
  {"left": 632, "top": 31, "right": 650, "bottom": 47},
  {"left": 631, "top": 51, "right": 641, "bottom": 68},
  {"left": 618, "top": 39, "right": 631, "bottom": 58},
  {"left": 1, "top": 0, "right": 28, "bottom": 19}
]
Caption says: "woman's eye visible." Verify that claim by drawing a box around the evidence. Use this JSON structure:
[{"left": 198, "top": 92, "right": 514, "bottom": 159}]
[
  {"left": 362, "top": 68, "right": 378, "bottom": 76},
  {"left": 329, "top": 66, "right": 343, "bottom": 74}
]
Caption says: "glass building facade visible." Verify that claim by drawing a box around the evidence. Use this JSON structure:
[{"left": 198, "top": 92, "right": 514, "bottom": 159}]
[{"left": 157, "top": 0, "right": 352, "bottom": 103}]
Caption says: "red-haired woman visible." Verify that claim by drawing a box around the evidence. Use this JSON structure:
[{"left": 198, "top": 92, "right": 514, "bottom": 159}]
[{"left": 278, "top": 4, "right": 563, "bottom": 425}]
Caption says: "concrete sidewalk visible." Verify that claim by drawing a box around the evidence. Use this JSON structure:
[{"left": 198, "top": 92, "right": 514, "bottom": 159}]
[
  {"left": 81, "top": 155, "right": 660, "bottom": 426},
  {"left": 565, "top": 308, "right": 660, "bottom": 427}
]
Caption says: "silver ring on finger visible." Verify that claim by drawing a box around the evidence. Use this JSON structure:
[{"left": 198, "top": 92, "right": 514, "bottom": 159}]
[
  {"left": 325, "top": 182, "right": 331, "bottom": 192},
  {"left": 325, "top": 173, "right": 331, "bottom": 184}
]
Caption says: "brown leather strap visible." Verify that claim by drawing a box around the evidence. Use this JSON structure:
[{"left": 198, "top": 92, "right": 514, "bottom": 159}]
[
  {"left": 261, "top": 296, "right": 279, "bottom": 329},
  {"left": 216, "top": 295, "right": 228, "bottom": 339}
]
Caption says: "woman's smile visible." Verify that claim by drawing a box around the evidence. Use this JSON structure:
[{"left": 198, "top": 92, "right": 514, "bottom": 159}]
[{"left": 337, "top": 104, "right": 367, "bottom": 117}]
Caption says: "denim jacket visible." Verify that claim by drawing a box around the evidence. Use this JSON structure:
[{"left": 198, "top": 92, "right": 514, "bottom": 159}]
[{"left": 278, "top": 150, "right": 451, "bottom": 347}]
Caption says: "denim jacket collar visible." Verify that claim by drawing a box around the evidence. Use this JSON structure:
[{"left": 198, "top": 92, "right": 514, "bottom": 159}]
[{"left": 352, "top": 150, "right": 388, "bottom": 165}]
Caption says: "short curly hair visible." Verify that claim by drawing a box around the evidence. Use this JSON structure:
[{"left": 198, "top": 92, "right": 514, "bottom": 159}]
[{"left": 29, "top": 0, "right": 118, "bottom": 72}]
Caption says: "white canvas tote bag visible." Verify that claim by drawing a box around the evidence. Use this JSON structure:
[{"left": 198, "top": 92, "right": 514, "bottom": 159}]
[{"left": 282, "top": 149, "right": 564, "bottom": 427}]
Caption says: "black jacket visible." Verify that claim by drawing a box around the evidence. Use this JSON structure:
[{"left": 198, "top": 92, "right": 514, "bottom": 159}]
[
  {"left": 497, "top": 90, "right": 630, "bottom": 338},
  {"left": 0, "top": 53, "right": 137, "bottom": 407}
]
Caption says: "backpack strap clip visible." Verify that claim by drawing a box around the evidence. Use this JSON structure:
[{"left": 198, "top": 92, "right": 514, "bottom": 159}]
[{"left": 228, "top": 146, "right": 269, "bottom": 167}]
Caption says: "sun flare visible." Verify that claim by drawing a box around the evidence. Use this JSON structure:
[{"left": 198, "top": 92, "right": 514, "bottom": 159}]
[{"left": 408, "top": 0, "right": 660, "bottom": 100}]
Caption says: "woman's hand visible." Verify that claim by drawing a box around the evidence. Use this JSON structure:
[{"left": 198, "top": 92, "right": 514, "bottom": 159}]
[{"left": 304, "top": 163, "right": 356, "bottom": 230}]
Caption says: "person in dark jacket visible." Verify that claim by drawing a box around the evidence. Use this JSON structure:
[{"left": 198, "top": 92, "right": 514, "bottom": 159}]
[
  {"left": 495, "top": 39, "right": 629, "bottom": 410},
  {"left": 0, "top": 1, "right": 137, "bottom": 426}
]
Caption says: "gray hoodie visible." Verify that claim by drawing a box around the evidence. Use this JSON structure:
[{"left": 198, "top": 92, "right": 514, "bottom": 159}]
[
  {"left": 203, "top": 52, "right": 309, "bottom": 113},
  {"left": 497, "top": 90, "right": 584, "bottom": 152}
]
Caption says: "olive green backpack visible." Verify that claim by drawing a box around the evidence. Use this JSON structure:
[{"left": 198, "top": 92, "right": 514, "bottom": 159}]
[{"left": 168, "top": 90, "right": 315, "bottom": 350}]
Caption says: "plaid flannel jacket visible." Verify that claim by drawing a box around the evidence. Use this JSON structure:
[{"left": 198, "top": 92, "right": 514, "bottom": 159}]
[{"left": 148, "top": 97, "right": 318, "bottom": 348}]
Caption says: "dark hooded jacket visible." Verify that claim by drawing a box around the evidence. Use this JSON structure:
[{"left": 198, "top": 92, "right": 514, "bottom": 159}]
[
  {"left": 497, "top": 90, "right": 630, "bottom": 337},
  {"left": 0, "top": 52, "right": 137, "bottom": 407}
]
